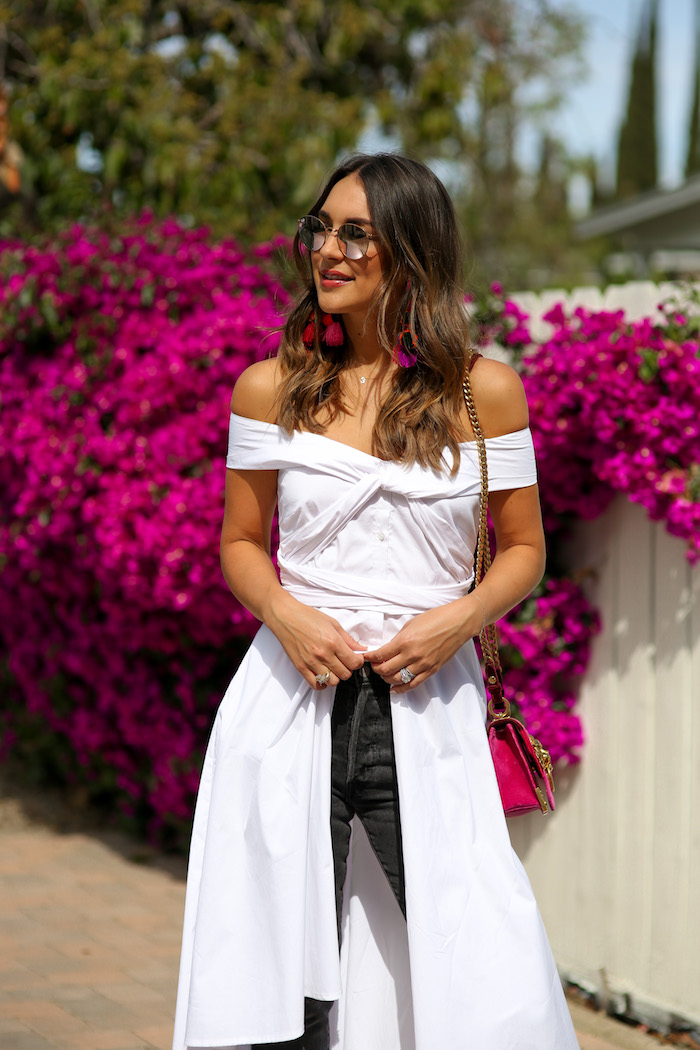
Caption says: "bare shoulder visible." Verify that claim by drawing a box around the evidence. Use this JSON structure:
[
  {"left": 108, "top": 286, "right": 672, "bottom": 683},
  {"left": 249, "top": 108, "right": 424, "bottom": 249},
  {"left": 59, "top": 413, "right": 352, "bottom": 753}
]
[
  {"left": 230, "top": 358, "right": 282, "bottom": 423},
  {"left": 466, "top": 356, "right": 529, "bottom": 438}
]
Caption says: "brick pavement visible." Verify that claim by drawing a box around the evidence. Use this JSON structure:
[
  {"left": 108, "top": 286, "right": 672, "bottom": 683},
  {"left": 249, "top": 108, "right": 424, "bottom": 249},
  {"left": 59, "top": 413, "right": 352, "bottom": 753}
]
[
  {"left": 0, "top": 821, "right": 185, "bottom": 1050},
  {"left": 0, "top": 802, "right": 662, "bottom": 1050}
]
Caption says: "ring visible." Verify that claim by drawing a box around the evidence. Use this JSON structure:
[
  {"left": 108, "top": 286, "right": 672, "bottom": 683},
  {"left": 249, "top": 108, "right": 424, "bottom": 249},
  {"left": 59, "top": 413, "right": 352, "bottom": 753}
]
[
  {"left": 399, "top": 667, "right": 415, "bottom": 685},
  {"left": 315, "top": 670, "right": 331, "bottom": 687}
]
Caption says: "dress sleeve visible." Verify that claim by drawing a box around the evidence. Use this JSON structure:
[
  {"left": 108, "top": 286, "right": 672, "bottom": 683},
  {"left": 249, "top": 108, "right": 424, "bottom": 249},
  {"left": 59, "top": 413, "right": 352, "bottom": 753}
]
[
  {"left": 483, "top": 428, "right": 538, "bottom": 492},
  {"left": 225, "top": 413, "right": 293, "bottom": 470}
]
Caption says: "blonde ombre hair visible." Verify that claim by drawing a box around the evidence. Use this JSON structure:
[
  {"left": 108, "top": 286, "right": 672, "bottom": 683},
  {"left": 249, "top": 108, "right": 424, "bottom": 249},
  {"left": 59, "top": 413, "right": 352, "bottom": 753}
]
[{"left": 276, "top": 153, "right": 474, "bottom": 475}]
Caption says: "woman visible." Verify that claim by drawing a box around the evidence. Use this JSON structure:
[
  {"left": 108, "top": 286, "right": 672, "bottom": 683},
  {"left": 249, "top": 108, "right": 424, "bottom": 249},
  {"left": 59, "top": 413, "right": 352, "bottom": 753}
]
[{"left": 173, "top": 154, "right": 578, "bottom": 1050}]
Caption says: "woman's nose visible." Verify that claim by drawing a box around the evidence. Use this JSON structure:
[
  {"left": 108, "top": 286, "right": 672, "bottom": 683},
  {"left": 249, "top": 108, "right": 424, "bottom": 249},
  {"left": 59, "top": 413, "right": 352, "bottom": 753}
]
[{"left": 318, "top": 229, "right": 344, "bottom": 261}]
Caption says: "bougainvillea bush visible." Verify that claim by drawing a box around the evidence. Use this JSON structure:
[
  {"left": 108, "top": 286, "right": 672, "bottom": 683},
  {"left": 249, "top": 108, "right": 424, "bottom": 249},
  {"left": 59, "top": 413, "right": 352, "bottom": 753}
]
[
  {"left": 523, "top": 303, "right": 700, "bottom": 562},
  {"left": 482, "top": 286, "right": 700, "bottom": 563},
  {"left": 0, "top": 220, "right": 288, "bottom": 840},
  {"left": 16, "top": 221, "right": 696, "bottom": 839}
]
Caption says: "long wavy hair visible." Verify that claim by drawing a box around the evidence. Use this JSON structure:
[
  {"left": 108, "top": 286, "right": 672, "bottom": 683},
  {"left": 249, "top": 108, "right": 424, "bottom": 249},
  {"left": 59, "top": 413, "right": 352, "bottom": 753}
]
[{"left": 276, "top": 153, "right": 474, "bottom": 474}]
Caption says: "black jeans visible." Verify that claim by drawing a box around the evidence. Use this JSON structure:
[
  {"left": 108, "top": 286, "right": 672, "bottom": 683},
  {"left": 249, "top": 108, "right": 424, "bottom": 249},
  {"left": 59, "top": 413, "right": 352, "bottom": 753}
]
[{"left": 252, "top": 664, "right": 406, "bottom": 1050}]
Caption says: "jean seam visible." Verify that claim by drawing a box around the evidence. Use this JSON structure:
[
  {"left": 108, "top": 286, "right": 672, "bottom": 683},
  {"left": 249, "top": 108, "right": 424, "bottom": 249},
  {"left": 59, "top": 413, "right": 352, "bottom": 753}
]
[{"left": 345, "top": 671, "right": 368, "bottom": 790}]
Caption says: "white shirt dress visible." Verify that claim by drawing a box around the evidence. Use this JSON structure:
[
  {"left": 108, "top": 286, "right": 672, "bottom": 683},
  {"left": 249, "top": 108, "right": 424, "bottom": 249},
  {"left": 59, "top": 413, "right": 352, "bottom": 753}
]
[{"left": 172, "top": 413, "right": 579, "bottom": 1050}]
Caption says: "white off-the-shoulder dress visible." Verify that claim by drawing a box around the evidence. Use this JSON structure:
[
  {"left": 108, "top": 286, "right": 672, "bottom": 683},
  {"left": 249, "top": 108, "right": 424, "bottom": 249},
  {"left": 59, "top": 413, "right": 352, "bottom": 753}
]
[{"left": 172, "top": 413, "right": 579, "bottom": 1050}]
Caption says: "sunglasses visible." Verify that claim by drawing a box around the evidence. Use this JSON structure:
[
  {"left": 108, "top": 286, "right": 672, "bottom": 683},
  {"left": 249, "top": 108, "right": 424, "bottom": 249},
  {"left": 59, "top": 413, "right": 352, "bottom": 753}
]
[{"left": 297, "top": 215, "right": 379, "bottom": 260}]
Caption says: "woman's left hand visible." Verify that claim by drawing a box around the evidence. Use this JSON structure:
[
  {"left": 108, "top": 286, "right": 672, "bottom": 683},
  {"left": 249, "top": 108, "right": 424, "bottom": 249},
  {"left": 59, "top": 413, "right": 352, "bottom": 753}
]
[{"left": 364, "top": 599, "right": 480, "bottom": 693}]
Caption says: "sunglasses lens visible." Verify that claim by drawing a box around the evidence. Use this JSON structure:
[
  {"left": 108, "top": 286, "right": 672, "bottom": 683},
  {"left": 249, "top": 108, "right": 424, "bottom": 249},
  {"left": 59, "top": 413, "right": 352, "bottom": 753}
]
[
  {"left": 298, "top": 217, "right": 372, "bottom": 258},
  {"left": 298, "top": 216, "right": 326, "bottom": 252},
  {"left": 338, "top": 223, "right": 369, "bottom": 260}
]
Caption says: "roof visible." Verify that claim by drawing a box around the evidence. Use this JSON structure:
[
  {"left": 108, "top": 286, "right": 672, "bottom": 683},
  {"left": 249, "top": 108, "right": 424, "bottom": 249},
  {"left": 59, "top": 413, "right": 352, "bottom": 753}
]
[{"left": 576, "top": 174, "right": 700, "bottom": 239}]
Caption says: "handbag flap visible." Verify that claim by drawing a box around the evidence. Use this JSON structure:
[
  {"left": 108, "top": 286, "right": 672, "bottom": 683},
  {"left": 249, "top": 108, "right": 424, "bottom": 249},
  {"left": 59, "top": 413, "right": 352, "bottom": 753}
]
[{"left": 488, "top": 716, "right": 555, "bottom": 814}]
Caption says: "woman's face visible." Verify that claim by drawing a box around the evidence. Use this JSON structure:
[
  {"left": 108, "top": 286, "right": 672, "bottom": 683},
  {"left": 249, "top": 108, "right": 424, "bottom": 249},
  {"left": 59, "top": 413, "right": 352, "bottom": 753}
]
[{"left": 312, "top": 173, "right": 384, "bottom": 320}]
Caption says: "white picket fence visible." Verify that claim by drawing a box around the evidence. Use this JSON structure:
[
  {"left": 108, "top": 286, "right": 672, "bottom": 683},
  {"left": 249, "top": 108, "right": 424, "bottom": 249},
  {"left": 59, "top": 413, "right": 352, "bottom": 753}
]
[{"left": 508, "top": 282, "right": 700, "bottom": 1029}]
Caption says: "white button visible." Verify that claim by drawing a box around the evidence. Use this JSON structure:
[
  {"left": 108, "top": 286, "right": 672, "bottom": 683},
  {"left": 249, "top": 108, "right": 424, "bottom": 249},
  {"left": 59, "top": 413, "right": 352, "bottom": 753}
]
[{"left": 377, "top": 531, "right": 386, "bottom": 541}]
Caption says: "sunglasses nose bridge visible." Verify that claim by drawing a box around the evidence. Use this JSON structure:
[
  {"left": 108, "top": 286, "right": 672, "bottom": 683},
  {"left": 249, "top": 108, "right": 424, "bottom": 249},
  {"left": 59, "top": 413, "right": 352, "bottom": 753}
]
[{"left": 317, "top": 224, "right": 346, "bottom": 258}]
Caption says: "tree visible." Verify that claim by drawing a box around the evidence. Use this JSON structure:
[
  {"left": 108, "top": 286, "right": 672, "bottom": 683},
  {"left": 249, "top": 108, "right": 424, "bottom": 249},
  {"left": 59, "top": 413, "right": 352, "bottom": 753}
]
[
  {"left": 616, "top": 0, "right": 659, "bottom": 199},
  {"left": 388, "top": 0, "right": 587, "bottom": 287},
  {"left": 686, "top": 0, "right": 700, "bottom": 178},
  {"left": 0, "top": 0, "right": 584, "bottom": 266}
]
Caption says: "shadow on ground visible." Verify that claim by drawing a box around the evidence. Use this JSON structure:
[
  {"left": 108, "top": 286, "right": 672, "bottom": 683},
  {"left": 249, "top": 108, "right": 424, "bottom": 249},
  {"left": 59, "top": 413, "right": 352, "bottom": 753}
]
[{"left": 0, "top": 761, "right": 188, "bottom": 882}]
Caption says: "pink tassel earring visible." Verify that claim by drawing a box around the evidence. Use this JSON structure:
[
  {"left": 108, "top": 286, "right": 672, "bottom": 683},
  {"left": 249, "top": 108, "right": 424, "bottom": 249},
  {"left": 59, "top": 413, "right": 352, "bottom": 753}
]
[
  {"left": 302, "top": 312, "right": 345, "bottom": 350},
  {"left": 322, "top": 314, "right": 344, "bottom": 346},
  {"left": 393, "top": 320, "right": 419, "bottom": 368}
]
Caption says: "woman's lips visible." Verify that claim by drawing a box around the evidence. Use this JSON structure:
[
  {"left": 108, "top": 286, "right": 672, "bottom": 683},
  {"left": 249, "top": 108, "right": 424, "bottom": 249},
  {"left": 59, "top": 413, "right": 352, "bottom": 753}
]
[{"left": 320, "top": 271, "right": 352, "bottom": 287}]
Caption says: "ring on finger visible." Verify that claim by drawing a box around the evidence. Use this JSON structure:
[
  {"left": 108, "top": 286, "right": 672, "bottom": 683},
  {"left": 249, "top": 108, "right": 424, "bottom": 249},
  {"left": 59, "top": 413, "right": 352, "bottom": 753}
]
[
  {"left": 315, "top": 669, "right": 331, "bottom": 687},
  {"left": 399, "top": 666, "right": 416, "bottom": 685}
]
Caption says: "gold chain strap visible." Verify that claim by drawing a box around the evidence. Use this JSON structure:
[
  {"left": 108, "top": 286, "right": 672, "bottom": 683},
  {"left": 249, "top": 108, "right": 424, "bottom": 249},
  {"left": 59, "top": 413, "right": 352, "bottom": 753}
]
[{"left": 462, "top": 356, "right": 509, "bottom": 718}]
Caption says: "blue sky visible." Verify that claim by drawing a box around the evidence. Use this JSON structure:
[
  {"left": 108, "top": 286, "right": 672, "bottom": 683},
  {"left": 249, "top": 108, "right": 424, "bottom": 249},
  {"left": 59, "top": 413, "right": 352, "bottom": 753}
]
[{"left": 551, "top": 0, "right": 697, "bottom": 188}]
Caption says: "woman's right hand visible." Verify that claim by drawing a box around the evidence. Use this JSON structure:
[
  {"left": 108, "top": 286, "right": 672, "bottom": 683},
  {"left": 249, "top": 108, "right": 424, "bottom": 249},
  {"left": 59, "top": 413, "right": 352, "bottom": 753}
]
[{"left": 266, "top": 590, "right": 366, "bottom": 690}]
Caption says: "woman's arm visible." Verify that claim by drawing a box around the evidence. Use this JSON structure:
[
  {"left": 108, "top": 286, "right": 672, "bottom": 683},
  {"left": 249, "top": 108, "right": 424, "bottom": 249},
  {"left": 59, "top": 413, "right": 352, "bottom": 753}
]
[
  {"left": 221, "top": 360, "right": 366, "bottom": 690},
  {"left": 365, "top": 358, "right": 545, "bottom": 692},
  {"left": 458, "top": 355, "right": 546, "bottom": 623}
]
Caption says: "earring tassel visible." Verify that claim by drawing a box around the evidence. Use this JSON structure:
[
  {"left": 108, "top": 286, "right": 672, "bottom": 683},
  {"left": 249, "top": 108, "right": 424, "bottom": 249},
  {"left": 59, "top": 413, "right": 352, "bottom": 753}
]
[
  {"left": 302, "top": 321, "right": 316, "bottom": 349},
  {"left": 322, "top": 315, "right": 344, "bottom": 347},
  {"left": 394, "top": 328, "right": 418, "bottom": 368}
]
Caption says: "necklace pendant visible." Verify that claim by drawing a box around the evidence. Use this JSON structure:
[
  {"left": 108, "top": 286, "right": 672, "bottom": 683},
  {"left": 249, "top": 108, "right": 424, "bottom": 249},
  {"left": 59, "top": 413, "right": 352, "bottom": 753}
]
[{"left": 359, "top": 376, "right": 367, "bottom": 384}]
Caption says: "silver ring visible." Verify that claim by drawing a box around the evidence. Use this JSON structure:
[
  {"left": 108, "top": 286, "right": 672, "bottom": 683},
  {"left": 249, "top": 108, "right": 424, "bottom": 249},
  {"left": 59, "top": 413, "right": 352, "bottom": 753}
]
[
  {"left": 315, "top": 670, "right": 331, "bottom": 687},
  {"left": 399, "top": 667, "right": 415, "bottom": 685}
]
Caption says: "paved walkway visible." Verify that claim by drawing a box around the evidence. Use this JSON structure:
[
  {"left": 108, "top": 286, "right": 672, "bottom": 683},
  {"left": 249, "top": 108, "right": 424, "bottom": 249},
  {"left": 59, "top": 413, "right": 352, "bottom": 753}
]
[{"left": 0, "top": 793, "right": 663, "bottom": 1050}]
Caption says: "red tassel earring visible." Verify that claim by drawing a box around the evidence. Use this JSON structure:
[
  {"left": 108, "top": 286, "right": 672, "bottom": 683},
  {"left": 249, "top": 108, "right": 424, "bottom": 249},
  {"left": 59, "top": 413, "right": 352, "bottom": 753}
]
[
  {"left": 302, "top": 318, "right": 316, "bottom": 348},
  {"left": 302, "top": 312, "right": 344, "bottom": 350}
]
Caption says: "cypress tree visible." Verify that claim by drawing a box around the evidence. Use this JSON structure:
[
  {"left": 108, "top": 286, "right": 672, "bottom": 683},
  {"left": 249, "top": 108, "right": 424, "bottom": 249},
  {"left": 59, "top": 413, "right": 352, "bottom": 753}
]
[
  {"left": 685, "top": 0, "right": 700, "bottom": 177},
  {"left": 535, "top": 134, "right": 568, "bottom": 221},
  {"left": 616, "top": 0, "right": 659, "bottom": 198}
]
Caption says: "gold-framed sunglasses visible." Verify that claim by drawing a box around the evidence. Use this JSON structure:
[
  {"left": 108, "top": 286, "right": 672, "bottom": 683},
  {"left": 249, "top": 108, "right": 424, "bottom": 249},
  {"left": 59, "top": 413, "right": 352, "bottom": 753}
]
[{"left": 297, "top": 214, "right": 379, "bottom": 260}]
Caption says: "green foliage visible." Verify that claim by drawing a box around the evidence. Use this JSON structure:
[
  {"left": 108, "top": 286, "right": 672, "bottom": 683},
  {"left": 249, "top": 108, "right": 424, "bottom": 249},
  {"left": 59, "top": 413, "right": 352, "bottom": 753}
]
[
  {"left": 616, "top": 0, "right": 659, "bottom": 199},
  {"left": 1, "top": 0, "right": 587, "bottom": 284},
  {"left": 386, "top": 0, "right": 589, "bottom": 288},
  {"left": 460, "top": 129, "right": 595, "bottom": 293}
]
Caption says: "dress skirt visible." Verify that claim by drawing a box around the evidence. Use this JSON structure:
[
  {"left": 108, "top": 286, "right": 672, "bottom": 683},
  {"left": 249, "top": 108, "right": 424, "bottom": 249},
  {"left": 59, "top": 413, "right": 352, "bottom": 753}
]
[{"left": 172, "top": 624, "right": 579, "bottom": 1050}]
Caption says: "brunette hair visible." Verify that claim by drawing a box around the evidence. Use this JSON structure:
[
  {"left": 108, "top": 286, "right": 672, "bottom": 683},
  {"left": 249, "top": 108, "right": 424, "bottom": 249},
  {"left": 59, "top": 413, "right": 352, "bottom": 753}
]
[{"left": 276, "top": 153, "right": 474, "bottom": 474}]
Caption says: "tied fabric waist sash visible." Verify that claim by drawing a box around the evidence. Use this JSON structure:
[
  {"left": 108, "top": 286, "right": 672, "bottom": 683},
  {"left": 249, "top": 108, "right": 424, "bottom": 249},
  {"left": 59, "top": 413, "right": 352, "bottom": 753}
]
[{"left": 279, "top": 554, "right": 472, "bottom": 614}]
